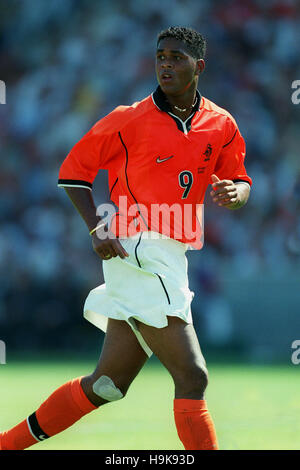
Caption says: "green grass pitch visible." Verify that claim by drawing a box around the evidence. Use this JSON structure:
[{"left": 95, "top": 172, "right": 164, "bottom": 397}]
[{"left": 1, "top": 358, "right": 299, "bottom": 450}]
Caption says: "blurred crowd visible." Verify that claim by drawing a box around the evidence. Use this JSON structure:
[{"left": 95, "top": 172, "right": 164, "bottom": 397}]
[{"left": 0, "top": 0, "right": 299, "bottom": 354}]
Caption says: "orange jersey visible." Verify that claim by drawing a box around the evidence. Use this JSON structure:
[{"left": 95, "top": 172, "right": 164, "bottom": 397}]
[{"left": 58, "top": 87, "right": 252, "bottom": 248}]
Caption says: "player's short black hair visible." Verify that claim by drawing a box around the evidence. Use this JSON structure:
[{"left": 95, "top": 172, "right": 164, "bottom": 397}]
[{"left": 157, "top": 26, "right": 206, "bottom": 60}]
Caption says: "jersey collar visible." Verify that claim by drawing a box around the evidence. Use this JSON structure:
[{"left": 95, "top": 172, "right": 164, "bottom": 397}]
[
  {"left": 152, "top": 85, "right": 202, "bottom": 114},
  {"left": 151, "top": 86, "right": 202, "bottom": 134}
]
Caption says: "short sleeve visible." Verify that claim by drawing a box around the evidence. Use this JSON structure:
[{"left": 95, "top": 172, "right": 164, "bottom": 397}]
[
  {"left": 58, "top": 113, "right": 123, "bottom": 190},
  {"left": 213, "top": 118, "right": 252, "bottom": 187}
]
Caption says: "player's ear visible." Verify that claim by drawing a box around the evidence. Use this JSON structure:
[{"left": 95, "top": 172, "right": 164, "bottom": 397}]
[{"left": 195, "top": 59, "right": 205, "bottom": 76}]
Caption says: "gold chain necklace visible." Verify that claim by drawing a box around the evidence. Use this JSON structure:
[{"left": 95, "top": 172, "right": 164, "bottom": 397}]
[{"left": 173, "top": 96, "right": 197, "bottom": 113}]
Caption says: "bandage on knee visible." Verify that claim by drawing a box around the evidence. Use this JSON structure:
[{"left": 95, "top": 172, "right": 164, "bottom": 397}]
[{"left": 92, "top": 376, "right": 124, "bottom": 402}]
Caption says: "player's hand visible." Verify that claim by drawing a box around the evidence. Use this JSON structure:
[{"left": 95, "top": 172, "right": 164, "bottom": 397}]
[
  {"left": 210, "top": 174, "right": 239, "bottom": 208},
  {"left": 91, "top": 229, "right": 129, "bottom": 260}
]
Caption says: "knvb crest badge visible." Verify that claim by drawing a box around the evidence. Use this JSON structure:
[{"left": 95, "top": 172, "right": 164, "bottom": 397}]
[{"left": 203, "top": 143, "right": 212, "bottom": 161}]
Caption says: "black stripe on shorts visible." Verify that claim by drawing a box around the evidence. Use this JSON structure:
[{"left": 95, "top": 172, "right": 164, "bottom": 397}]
[
  {"left": 27, "top": 412, "right": 50, "bottom": 442},
  {"left": 155, "top": 273, "right": 171, "bottom": 305},
  {"left": 134, "top": 233, "right": 143, "bottom": 268}
]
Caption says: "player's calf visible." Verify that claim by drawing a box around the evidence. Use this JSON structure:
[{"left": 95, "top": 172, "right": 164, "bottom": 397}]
[
  {"left": 172, "top": 365, "right": 218, "bottom": 450},
  {"left": 0, "top": 377, "right": 97, "bottom": 450}
]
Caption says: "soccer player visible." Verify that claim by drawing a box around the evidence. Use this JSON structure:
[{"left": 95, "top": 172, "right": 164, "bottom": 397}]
[{"left": 0, "top": 26, "right": 252, "bottom": 451}]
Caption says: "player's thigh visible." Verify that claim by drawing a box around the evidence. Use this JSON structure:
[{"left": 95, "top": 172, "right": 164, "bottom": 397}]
[
  {"left": 137, "top": 316, "right": 207, "bottom": 395},
  {"left": 82, "top": 318, "right": 148, "bottom": 403}
]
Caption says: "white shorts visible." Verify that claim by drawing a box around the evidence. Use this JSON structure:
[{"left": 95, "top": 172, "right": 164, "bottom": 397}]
[{"left": 83, "top": 232, "right": 194, "bottom": 357}]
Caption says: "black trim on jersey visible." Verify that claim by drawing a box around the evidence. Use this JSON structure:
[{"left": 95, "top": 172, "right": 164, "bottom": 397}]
[
  {"left": 57, "top": 179, "right": 92, "bottom": 189},
  {"left": 27, "top": 412, "right": 50, "bottom": 442},
  {"left": 153, "top": 86, "right": 201, "bottom": 114},
  {"left": 185, "top": 113, "right": 196, "bottom": 133},
  {"left": 169, "top": 112, "right": 196, "bottom": 133},
  {"left": 109, "top": 177, "right": 119, "bottom": 199},
  {"left": 118, "top": 131, "right": 150, "bottom": 230},
  {"left": 233, "top": 179, "right": 251, "bottom": 186},
  {"left": 222, "top": 129, "right": 237, "bottom": 148},
  {"left": 155, "top": 273, "right": 171, "bottom": 305},
  {"left": 134, "top": 233, "right": 143, "bottom": 268},
  {"left": 152, "top": 86, "right": 201, "bottom": 134}
]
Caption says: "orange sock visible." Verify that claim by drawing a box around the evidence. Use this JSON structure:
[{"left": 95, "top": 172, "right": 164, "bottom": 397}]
[
  {"left": 0, "top": 377, "right": 97, "bottom": 450},
  {"left": 174, "top": 398, "right": 218, "bottom": 450}
]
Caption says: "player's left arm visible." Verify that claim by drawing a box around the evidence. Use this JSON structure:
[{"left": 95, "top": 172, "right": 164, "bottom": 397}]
[
  {"left": 210, "top": 118, "right": 252, "bottom": 210},
  {"left": 210, "top": 174, "right": 250, "bottom": 210}
]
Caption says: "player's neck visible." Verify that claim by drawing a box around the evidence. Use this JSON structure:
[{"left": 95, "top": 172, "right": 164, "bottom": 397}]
[{"left": 166, "top": 88, "right": 197, "bottom": 121}]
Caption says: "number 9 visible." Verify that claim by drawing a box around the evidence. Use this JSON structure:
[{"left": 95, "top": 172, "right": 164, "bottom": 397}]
[{"left": 178, "top": 170, "right": 193, "bottom": 199}]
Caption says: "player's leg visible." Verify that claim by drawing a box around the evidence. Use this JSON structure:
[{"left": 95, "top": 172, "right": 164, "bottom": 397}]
[
  {"left": 0, "top": 319, "right": 148, "bottom": 450},
  {"left": 136, "top": 316, "right": 218, "bottom": 450},
  {"left": 81, "top": 319, "right": 149, "bottom": 407}
]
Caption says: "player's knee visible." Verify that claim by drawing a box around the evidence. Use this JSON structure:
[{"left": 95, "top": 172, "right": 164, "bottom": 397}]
[
  {"left": 82, "top": 374, "right": 127, "bottom": 407},
  {"left": 174, "top": 365, "right": 209, "bottom": 398},
  {"left": 189, "top": 366, "right": 208, "bottom": 394},
  {"left": 92, "top": 375, "right": 124, "bottom": 402}
]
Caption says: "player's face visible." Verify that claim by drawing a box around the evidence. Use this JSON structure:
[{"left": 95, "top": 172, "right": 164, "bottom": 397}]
[{"left": 156, "top": 38, "right": 202, "bottom": 97}]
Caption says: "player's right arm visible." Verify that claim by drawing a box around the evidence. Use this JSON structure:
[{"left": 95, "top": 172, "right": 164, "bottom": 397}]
[
  {"left": 63, "top": 186, "right": 128, "bottom": 260},
  {"left": 58, "top": 112, "right": 129, "bottom": 260}
]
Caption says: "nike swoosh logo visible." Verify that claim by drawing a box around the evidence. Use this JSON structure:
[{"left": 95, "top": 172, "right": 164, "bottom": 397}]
[{"left": 156, "top": 155, "right": 174, "bottom": 163}]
